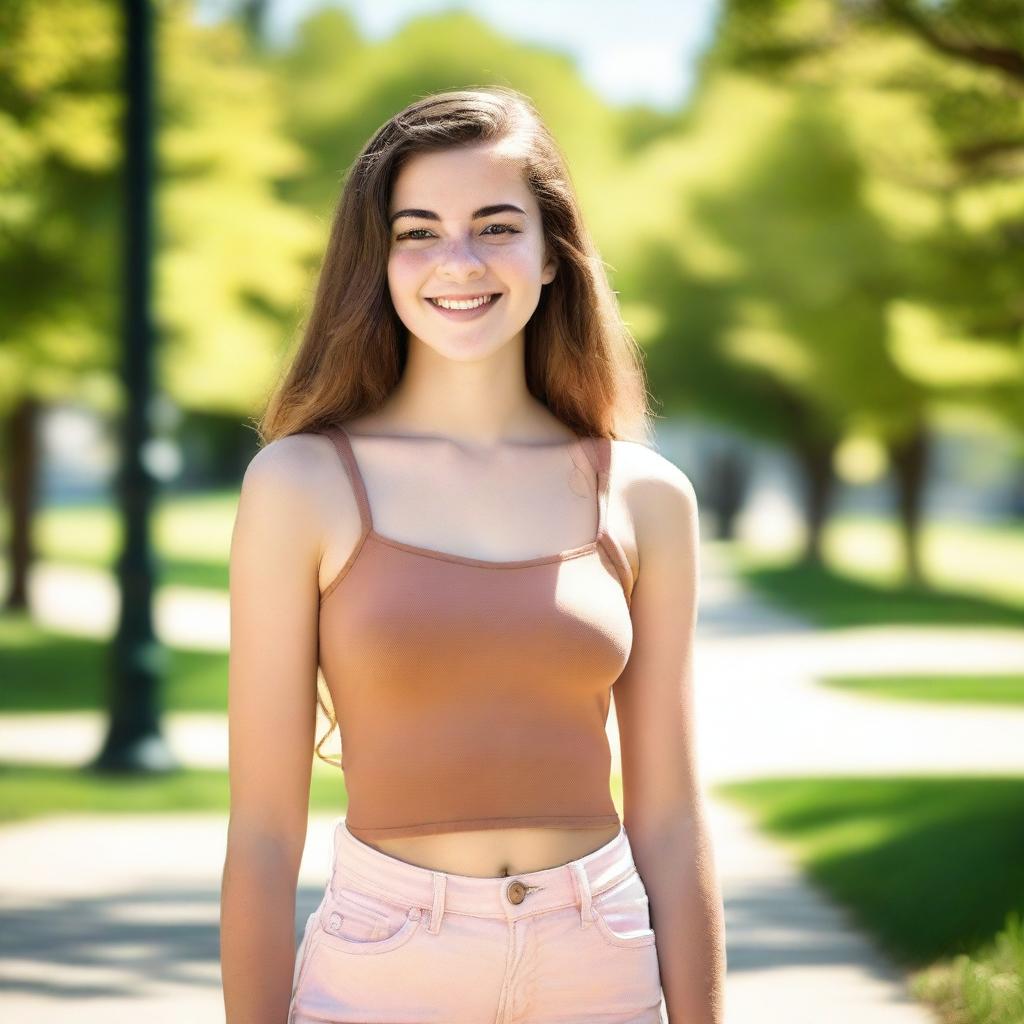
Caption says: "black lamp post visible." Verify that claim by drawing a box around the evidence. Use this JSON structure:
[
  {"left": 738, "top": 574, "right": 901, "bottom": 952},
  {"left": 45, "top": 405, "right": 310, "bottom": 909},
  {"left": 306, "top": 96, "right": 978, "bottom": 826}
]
[{"left": 93, "top": 0, "right": 178, "bottom": 773}]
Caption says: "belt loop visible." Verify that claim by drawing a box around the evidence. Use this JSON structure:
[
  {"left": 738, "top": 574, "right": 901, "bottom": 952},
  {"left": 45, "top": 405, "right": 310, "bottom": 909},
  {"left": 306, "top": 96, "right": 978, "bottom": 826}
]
[
  {"left": 328, "top": 816, "right": 344, "bottom": 893},
  {"left": 569, "top": 861, "right": 594, "bottom": 928},
  {"left": 428, "top": 872, "right": 446, "bottom": 934},
  {"left": 331, "top": 815, "right": 344, "bottom": 861}
]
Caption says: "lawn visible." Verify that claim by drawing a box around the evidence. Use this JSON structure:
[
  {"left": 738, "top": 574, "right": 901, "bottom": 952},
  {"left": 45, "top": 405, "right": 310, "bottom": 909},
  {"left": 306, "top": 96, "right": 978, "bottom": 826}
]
[
  {"left": 0, "top": 760, "right": 625, "bottom": 826},
  {"left": 821, "top": 672, "right": 1024, "bottom": 706},
  {"left": 0, "top": 759, "right": 347, "bottom": 823},
  {"left": 732, "top": 515, "right": 1024, "bottom": 627},
  {"left": 0, "top": 610, "right": 227, "bottom": 712},
  {"left": 30, "top": 489, "right": 237, "bottom": 591},
  {"left": 715, "top": 775, "right": 1024, "bottom": 1024}
]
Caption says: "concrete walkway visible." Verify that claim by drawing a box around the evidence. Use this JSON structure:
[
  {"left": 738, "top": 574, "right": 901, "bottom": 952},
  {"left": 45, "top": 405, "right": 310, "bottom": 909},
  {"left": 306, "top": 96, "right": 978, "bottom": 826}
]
[
  {"left": 5, "top": 544, "right": 1022, "bottom": 1022},
  {"left": 0, "top": 802, "right": 936, "bottom": 1024}
]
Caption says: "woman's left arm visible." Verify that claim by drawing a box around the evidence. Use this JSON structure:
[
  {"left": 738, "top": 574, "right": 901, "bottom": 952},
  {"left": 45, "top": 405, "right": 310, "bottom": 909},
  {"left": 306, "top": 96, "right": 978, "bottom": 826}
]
[{"left": 613, "top": 453, "right": 726, "bottom": 1024}]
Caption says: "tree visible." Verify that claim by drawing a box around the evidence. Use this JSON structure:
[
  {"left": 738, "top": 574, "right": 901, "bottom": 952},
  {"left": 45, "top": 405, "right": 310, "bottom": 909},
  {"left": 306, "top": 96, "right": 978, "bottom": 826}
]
[
  {"left": 0, "top": 0, "right": 321, "bottom": 610},
  {"left": 712, "top": 0, "right": 1024, "bottom": 557}
]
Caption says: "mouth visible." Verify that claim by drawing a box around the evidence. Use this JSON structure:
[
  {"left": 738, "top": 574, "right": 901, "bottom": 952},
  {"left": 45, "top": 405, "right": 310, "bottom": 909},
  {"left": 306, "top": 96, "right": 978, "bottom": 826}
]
[{"left": 425, "top": 293, "right": 503, "bottom": 318}]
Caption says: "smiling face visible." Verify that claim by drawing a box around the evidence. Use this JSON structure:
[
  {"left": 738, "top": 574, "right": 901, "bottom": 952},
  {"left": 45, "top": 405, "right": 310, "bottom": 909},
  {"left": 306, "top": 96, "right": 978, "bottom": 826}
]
[{"left": 386, "top": 141, "right": 558, "bottom": 362}]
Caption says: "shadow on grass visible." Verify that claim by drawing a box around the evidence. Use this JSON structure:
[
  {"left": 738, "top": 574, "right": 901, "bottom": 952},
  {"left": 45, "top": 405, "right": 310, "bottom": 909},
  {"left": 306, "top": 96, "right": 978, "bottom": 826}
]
[
  {"left": 734, "top": 555, "right": 1023, "bottom": 628},
  {"left": 0, "top": 612, "right": 227, "bottom": 713},
  {"left": 715, "top": 774, "right": 1024, "bottom": 968},
  {"left": 37, "top": 555, "right": 229, "bottom": 592}
]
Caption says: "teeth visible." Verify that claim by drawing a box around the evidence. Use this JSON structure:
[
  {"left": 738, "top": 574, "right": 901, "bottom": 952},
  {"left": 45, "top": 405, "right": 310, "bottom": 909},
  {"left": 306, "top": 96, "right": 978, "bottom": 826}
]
[{"left": 431, "top": 294, "right": 493, "bottom": 310}]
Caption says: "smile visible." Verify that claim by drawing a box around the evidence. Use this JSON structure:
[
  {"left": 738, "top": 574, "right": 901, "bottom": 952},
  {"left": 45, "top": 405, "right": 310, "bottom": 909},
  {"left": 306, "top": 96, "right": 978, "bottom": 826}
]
[
  {"left": 427, "top": 294, "right": 498, "bottom": 310},
  {"left": 425, "top": 293, "right": 502, "bottom": 319}
]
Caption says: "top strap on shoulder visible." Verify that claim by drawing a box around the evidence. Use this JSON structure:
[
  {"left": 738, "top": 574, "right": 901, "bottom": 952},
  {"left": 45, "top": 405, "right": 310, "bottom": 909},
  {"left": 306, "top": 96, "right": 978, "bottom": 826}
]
[
  {"left": 575, "top": 434, "right": 612, "bottom": 539},
  {"left": 590, "top": 436, "right": 612, "bottom": 540},
  {"left": 324, "top": 424, "right": 374, "bottom": 535},
  {"left": 591, "top": 436, "right": 635, "bottom": 605}
]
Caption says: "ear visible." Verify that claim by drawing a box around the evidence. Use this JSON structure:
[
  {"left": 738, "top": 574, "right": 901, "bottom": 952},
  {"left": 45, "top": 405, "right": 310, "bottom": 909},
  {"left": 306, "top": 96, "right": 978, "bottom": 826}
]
[{"left": 541, "top": 250, "right": 559, "bottom": 285}]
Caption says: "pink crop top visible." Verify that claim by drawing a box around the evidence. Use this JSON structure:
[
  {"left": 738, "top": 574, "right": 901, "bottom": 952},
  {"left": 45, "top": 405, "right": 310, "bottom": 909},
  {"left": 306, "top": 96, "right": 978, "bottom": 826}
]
[{"left": 316, "top": 423, "right": 635, "bottom": 840}]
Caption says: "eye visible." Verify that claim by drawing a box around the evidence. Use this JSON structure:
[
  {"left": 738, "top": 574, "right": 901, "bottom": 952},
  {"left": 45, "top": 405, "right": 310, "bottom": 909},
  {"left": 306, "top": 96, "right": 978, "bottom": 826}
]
[{"left": 394, "top": 223, "right": 522, "bottom": 241}]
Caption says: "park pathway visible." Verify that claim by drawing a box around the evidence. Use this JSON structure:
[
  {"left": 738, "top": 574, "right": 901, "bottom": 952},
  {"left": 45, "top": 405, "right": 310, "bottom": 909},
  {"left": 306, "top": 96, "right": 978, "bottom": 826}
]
[{"left": 5, "top": 545, "right": 1024, "bottom": 1022}]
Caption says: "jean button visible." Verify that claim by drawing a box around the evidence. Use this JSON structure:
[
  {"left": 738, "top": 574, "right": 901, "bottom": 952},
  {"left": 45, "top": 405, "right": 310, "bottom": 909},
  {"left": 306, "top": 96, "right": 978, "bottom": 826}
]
[{"left": 506, "top": 880, "right": 527, "bottom": 905}]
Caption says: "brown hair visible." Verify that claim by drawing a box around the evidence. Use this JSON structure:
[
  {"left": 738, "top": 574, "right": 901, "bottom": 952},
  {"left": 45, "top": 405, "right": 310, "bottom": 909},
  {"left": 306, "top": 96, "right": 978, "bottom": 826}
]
[{"left": 254, "top": 85, "right": 655, "bottom": 767}]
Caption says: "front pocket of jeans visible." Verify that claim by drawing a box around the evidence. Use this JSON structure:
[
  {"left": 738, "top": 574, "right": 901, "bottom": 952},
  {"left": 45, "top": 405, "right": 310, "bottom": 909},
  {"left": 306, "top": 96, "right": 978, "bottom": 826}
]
[
  {"left": 590, "top": 868, "right": 657, "bottom": 948},
  {"left": 316, "top": 880, "right": 423, "bottom": 955},
  {"left": 287, "top": 907, "right": 321, "bottom": 1023}
]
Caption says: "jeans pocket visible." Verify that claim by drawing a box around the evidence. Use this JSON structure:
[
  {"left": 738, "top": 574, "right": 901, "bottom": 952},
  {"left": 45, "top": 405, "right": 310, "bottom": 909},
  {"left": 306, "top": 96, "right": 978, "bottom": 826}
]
[
  {"left": 315, "top": 875, "right": 424, "bottom": 955},
  {"left": 590, "top": 867, "right": 657, "bottom": 948},
  {"left": 287, "top": 908, "right": 320, "bottom": 1022}
]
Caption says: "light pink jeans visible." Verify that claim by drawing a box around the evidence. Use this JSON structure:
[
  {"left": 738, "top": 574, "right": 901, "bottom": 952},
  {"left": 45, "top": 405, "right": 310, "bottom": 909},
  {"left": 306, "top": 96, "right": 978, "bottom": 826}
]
[{"left": 288, "top": 814, "right": 666, "bottom": 1023}]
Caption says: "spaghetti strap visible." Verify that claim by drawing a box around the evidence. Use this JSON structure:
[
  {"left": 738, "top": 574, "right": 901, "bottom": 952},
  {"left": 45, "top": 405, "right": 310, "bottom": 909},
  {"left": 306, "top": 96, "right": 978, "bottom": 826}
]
[
  {"left": 324, "top": 424, "right": 374, "bottom": 535},
  {"left": 593, "top": 436, "right": 635, "bottom": 605},
  {"left": 576, "top": 435, "right": 613, "bottom": 544},
  {"left": 593, "top": 436, "right": 611, "bottom": 540}
]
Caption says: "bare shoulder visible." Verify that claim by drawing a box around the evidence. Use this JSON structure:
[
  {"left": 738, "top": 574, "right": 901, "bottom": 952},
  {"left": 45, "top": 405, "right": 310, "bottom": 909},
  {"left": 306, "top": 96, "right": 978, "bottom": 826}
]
[
  {"left": 610, "top": 438, "right": 699, "bottom": 567},
  {"left": 241, "top": 430, "right": 335, "bottom": 492},
  {"left": 234, "top": 430, "right": 341, "bottom": 565}
]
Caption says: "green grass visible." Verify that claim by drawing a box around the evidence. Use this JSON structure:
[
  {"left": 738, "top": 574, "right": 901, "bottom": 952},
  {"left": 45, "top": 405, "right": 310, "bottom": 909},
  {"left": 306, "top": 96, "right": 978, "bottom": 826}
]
[
  {"left": 714, "top": 775, "right": 1024, "bottom": 967},
  {"left": 822, "top": 673, "right": 1024, "bottom": 706},
  {"left": 715, "top": 775, "right": 1024, "bottom": 1024},
  {"left": 0, "top": 762, "right": 624, "bottom": 826},
  {"left": 0, "top": 611, "right": 228, "bottom": 712},
  {"left": 913, "top": 911, "right": 1024, "bottom": 1024},
  {"left": 731, "top": 516, "right": 1024, "bottom": 628},
  {"left": 0, "top": 760, "right": 348, "bottom": 823},
  {"left": 31, "top": 490, "right": 237, "bottom": 590}
]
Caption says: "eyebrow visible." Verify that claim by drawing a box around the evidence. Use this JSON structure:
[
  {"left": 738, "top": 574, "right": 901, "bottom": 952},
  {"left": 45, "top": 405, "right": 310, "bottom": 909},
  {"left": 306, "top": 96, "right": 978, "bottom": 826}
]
[{"left": 388, "top": 203, "right": 527, "bottom": 227}]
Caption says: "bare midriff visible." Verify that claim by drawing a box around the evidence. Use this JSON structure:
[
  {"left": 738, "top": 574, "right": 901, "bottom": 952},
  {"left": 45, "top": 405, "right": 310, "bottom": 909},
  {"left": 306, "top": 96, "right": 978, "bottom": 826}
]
[{"left": 361, "top": 823, "right": 623, "bottom": 878}]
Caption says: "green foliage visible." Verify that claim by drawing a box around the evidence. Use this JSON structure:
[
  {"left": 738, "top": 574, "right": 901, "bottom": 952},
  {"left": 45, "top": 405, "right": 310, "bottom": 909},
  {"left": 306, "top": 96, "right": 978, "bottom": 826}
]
[
  {"left": 267, "top": 7, "right": 624, "bottom": 218},
  {"left": 711, "top": 0, "right": 1024, "bottom": 434},
  {"left": 155, "top": 0, "right": 322, "bottom": 416},
  {"left": 0, "top": 0, "right": 122, "bottom": 410},
  {"left": 0, "top": 0, "right": 322, "bottom": 420},
  {"left": 914, "top": 910, "right": 1024, "bottom": 1024},
  {"left": 2, "top": 0, "right": 1020, "bottom": 463}
]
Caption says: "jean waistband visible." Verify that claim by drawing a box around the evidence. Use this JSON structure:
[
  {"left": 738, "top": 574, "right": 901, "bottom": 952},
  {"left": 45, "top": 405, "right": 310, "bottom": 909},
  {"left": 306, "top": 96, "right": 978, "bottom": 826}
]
[{"left": 326, "top": 815, "right": 639, "bottom": 924}]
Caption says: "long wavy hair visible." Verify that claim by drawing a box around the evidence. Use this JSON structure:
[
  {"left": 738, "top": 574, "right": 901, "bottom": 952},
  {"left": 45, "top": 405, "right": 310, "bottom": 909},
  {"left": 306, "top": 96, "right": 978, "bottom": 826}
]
[{"left": 255, "top": 85, "right": 655, "bottom": 767}]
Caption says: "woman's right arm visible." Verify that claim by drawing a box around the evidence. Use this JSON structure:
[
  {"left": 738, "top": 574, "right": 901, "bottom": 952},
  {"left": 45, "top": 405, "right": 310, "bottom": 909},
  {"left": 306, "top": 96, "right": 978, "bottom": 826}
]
[{"left": 220, "top": 436, "right": 324, "bottom": 1024}]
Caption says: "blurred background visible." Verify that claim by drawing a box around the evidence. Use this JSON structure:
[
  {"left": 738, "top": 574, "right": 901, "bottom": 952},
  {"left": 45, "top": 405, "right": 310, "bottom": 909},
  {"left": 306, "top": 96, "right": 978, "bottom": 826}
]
[{"left": 1, "top": 1, "right": 1022, "bottom": 1022}]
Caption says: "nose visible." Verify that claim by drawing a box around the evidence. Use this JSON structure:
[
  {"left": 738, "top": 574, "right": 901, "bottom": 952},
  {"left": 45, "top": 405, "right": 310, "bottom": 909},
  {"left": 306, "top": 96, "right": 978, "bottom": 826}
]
[{"left": 436, "top": 235, "right": 486, "bottom": 281}]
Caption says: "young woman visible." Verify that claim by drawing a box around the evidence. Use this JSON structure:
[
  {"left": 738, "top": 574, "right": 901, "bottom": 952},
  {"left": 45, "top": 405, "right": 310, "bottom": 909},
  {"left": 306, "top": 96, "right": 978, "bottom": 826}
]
[{"left": 221, "top": 86, "right": 725, "bottom": 1024}]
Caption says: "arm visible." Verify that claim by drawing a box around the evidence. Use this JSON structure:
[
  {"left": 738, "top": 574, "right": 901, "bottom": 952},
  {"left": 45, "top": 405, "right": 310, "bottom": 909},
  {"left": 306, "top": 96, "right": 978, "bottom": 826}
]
[
  {"left": 220, "top": 437, "right": 323, "bottom": 1024},
  {"left": 613, "top": 456, "right": 726, "bottom": 1024}
]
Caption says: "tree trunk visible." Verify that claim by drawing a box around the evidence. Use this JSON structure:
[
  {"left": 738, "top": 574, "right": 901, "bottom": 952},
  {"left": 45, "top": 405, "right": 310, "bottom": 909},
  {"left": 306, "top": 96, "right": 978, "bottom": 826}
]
[
  {"left": 889, "top": 421, "right": 930, "bottom": 588},
  {"left": 3, "top": 395, "right": 41, "bottom": 612},
  {"left": 704, "top": 446, "right": 750, "bottom": 540},
  {"left": 793, "top": 436, "right": 837, "bottom": 565}
]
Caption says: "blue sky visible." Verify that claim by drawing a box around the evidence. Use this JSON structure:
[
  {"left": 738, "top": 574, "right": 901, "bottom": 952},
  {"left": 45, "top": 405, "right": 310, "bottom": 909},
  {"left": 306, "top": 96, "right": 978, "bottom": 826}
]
[{"left": 196, "top": 0, "right": 721, "bottom": 110}]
